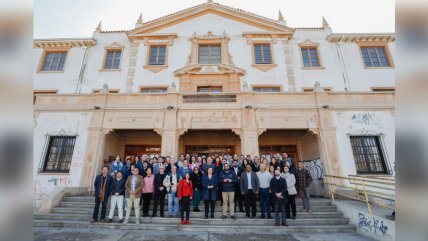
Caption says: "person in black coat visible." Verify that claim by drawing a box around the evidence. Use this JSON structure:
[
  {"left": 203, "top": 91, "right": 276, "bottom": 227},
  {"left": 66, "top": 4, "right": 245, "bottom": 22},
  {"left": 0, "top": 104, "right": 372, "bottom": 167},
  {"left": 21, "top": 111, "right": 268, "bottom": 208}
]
[
  {"left": 270, "top": 169, "right": 288, "bottom": 226},
  {"left": 231, "top": 160, "right": 244, "bottom": 213},
  {"left": 152, "top": 165, "right": 167, "bottom": 217},
  {"left": 107, "top": 170, "right": 126, "bottom": 223},
  {"left": 91, "top": 166, "right": 113, "bottom": 223},
  {"left": 190, "top": 166, "right": 203, "bottom": 212}
]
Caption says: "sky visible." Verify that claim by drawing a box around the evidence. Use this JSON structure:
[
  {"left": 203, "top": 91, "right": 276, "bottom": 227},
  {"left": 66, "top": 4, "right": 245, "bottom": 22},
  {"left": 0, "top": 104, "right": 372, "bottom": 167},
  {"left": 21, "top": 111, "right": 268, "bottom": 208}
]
[{"left": 34, "top": 0, "right": 395, "bottom": 38}]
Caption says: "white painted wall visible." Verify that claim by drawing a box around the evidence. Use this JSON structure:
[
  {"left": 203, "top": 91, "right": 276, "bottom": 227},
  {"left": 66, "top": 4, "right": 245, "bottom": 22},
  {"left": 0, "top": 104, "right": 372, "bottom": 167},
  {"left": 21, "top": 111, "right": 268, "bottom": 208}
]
[
  {"left": 33, "top": 13, "right": 395, "bottom": 94},
  {"left": 334, "top": 111, "right": 395, "bottom": 177},
  {"left": 33, "top": 112, "right": 92, "bottom": 196}
]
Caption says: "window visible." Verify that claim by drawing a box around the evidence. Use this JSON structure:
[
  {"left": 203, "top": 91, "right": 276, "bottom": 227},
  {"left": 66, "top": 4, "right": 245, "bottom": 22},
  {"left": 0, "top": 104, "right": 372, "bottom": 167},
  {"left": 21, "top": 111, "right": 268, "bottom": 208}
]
[
  {"left": 253, "top": 87, "right": 281, "bottom": 92},
  {"left": 149, "top": 46, "right": 166, "bottom": 65},
  {"left": 350, "top": 136, "right": 388, "bottom": 174},
  {"left": 140, "top": 88, "right": 167, "bottom": 93},
  {"left": 197, "top": 86, "right": 222, "bottom": 93},
  {"left": 302, "top": 87, "right": 331, "bottom": 92},
  {"left": 360, "top": 47, "right": 390, "bottom": 67},
  {"left": 103, "top": 50, "right": 122, "bottom": 69},
  {"left": 93, "top": 90, "right": 119, "bottom": 94},
  {"left": 371, "top": 87, "right": 395, "bottom": 92},
  {"left": 41, "top": 136, "right": 76, "bottom": 173},
  {"left": 301, "top": 47, "right": 320, "bottom": 67},
  {"left": 254, "top": 44, "right": 272, "bottom": 64},
  {"left": 41, "top": 51, "right": 67, "bottom": 71},
  {"left": 199, "top": 45, "right": 221, "bottom": 64}
]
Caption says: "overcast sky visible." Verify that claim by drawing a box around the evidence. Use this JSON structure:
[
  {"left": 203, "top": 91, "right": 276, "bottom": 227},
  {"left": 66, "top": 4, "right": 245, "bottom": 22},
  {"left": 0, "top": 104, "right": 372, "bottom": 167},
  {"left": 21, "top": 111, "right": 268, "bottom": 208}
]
[{"left": 34, "top": 0, "right": 395, "bottom": 38}]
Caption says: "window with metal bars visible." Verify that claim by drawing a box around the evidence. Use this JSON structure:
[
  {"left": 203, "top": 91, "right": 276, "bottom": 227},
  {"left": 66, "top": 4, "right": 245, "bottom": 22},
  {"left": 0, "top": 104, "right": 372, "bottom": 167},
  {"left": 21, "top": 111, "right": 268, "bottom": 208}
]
[
  {"left": 41, "top": 51, "right": 67, "bottom": 71},
  {"left": 253, "top": 87, "right": 280, "bottom": 92},
  {"left": 254, "top": 44, "right": 272, "bottom": 64},
  {"left": 360, "top": 47, "right": 390, "bottom": 67},
  {"left": 149, "top": 46, "right": 166, "bottom": 65},
  {"left": 40, "top": 136, "right": 76, "bottom": 173},
  {"left": 104, "top": 50, "right": 122, "bottom": 69},
  {"left": 350, "top": 136, "right": 388, "bottom": 174},
  {"left": 301, "top": 47, "right": 320, "bottom": 67},
  {"left": 199, "top": 45, "right": 221, "bottom": 64}
]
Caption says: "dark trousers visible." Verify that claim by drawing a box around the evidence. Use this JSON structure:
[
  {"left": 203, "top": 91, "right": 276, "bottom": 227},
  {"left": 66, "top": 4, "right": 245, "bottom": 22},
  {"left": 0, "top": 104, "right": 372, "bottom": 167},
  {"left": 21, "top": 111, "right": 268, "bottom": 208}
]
[
  {"left": 259, "top": 188, "right": 271, "bottom": 217},
  {"left": 153, "top": 190, "right": 167, "bottom": 216},
  {"left": 92, "top": 196, "right": 108, "bottom": 221},
  {"left": 286, "top": 194, "right": 297, "bottom": 218},
  {"left": 274, "top": 197, "right": 287, "bottom": 224},
  {"left": 270, "top": 192, "right": 275, "bottom": 212},
  {"left": 180, "top": 196, "right": 191, "bottom": 220},
  {"left": 141, "top": 193, "right": 153, "bottom": 215},
  {"left": 204, "top": 200, "right": 216, "bottom": 217},
  {"left": 244, "top": 189, "right": 257, "bottom": 217},
  {"left": 234, "top": 186, "right": 243, "bottom": 211}
]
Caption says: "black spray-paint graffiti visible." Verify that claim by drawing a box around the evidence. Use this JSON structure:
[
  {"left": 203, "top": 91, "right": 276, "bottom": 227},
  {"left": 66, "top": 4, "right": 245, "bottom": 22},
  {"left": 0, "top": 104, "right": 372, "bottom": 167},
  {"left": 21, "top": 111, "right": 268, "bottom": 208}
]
[
  {"left": 303, "top": 158, "right": 324, "bottom": 180},
  {"left": 351, "top": 113, "right": 379, "bottom": 126},
  {"left": 358, "top": 212, "right": 388, "bottom": 235}
]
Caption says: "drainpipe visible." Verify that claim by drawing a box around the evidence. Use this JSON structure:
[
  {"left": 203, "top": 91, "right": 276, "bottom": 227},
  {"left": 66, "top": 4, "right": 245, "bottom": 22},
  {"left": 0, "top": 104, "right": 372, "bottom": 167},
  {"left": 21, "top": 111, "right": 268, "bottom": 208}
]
[
  {"left": 334, "top": 37, "right": 351, "bottom": 92},
  {"left": 75, "top": 44, "right": 90, "bottom": 93}
]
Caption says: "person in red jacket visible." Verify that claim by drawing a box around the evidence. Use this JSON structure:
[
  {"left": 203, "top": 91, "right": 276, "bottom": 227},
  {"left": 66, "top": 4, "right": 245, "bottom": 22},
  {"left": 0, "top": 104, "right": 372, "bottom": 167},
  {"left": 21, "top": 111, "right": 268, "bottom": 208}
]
[{"left": 178, "top": 171, "right": 193, "bottom": 225}]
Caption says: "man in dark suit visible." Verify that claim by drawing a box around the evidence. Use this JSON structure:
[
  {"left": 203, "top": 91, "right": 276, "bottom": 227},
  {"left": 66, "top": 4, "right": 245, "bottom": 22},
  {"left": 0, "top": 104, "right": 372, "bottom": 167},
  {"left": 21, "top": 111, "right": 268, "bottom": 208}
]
[
  {"left": 271, "top": 169, "right": 288, "bottom": 226},
  {"left": 240, "top": 164, "right": 260, "bottom": 218},
  {"left": 91, "top": 166, "right": 113, "bottom": 223},
  {"left": 232, "top": 159, "right": 244, "bottom": 213}
]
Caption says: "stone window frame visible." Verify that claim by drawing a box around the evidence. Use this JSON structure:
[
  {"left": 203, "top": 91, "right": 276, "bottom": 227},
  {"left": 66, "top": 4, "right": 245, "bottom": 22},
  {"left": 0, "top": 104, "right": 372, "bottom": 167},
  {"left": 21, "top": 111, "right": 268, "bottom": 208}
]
[
  {"left": 189, "top": 31, "right": 231, "bottom": 65},
  {"left": 139, "top": 86, "right": 168, "bottom": 93},
  {"left": 298, "top": 40, "right": 325, "bottom": 70},
  {"left": 100, "top": 43, "right": 124, "bottom": 72},
  {"left": 38, "top": 134, "right": 77, "bottom": 174},
  {"left": 143, "top": 41, "right": 173, "bottom": 73},
  {"left": 37, "top": 46, "right": 70, "bottom": 73},
  {"left": 358, "top": 42, "right": 395, "bottom": 69},
  {"left": 249, "top": 40, "right": 277, "bottom": 72},
  {"left": 252, "top": 85, "right": 282, "bottom": 92}
]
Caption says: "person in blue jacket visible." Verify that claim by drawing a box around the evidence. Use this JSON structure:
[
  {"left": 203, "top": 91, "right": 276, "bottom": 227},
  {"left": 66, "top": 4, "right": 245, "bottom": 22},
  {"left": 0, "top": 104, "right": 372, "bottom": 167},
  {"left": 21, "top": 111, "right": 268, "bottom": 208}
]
[
  {"left": 109, "top": 155, "right": 123, "bottom": 177},
  {"left": 91, "top": 166, "right": 113, "bottom": 223},
  {"left": 202, "top": 167, "right": 218, "bottom": 219},
  {"left": 219, "top": 163, "right": 237, "bottom": 219}
]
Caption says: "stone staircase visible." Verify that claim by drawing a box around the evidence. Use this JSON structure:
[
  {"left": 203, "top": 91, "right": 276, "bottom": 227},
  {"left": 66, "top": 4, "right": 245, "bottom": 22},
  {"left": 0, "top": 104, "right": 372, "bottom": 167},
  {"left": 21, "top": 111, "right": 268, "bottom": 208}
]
[{"left": 34, "top": 195, "right": 356, "bottom": 233}]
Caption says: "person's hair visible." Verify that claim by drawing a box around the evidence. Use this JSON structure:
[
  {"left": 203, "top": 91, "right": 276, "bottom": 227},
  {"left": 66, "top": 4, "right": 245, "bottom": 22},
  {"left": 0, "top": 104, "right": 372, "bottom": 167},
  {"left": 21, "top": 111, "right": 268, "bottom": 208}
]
[
  {"left": 146, "top": 167, "right": 152, "bottom": 172},
  {"left": 298, "top": 161, "right": 303, "bottom": 164},
  {"left": 131, "top": 165, "right": 138, "bottom": 170},
  {"left": 193, "top": 166, "right": 199, "bottom": 172},
  {"left": 143, "top": 161, "right": 149, "bottom": 165},
  {"left": 232, "top": 159, "right": 238, "bottom": 163},
  {"left": 172, "top": 165, "right": 177, "bottom": 169},
  {"left": 116, "top": 170, "right": 122, "bottom": 174},
  {"left": 103, "top": 166, "right": 109, "bottom": 170},
  {"left": 185, "top": 172, "right": 190, "bottom": 178},
  {"left": 224, "top": 163, "right": 229, "bottom": 167}
]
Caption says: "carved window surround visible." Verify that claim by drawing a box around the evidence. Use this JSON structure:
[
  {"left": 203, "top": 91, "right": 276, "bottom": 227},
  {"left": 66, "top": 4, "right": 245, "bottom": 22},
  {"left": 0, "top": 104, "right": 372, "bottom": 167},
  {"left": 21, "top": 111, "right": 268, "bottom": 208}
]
[
  {"left": 100, "top": 42, "right": 124, "bottom": 72},
  {"left": 129, "top": 34, "right": 177, "bottom": 73},
  {"left": 243, "top": 32, "right": 291, "bottom": 72},
  {"left": 189, "top": 31, "right": 231, "bottom": 65},
  {"left": 298, "top": 39, "right": 325, "bottom": 70},
  {"left": 37, "top": 46, "right": 70, "bottom": 73}
]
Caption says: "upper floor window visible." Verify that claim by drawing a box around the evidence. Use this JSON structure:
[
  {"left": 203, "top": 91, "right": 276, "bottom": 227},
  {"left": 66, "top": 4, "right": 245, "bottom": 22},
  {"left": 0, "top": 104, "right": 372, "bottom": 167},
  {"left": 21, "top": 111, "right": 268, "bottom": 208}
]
[
  {"left": 253, "top": 87, "right": 281, "bottom": 92},
  {"left": 360, "top": 47, "right": 391, "bottom": 67},
  {"left": 197, "top": 86, "right": 222, "bottom": 93},
  {"left": 301, "top": 47, "right": 320, "bottom": 67},
  {"left": 199, "top": 45, "right": 221, "bottom": 64},
  {"left": 140, "top": 87, "right": 167, "bottom": 93},
  {"left": 41, "top": 51, "right": 67, "bottom": 71},
  {"left": 93, "top": 89, "right": 119, "bottom": 94},
  {"left": 149, "top": 46, "right": 166, "bottom": 65},
  {"left": 350, "top": 136, "right": 388, "bottom": 174},
  {"left": 254, "top": 44, "right": 272, "bottom": 64},
  {"left": 104, "top": 49, "right": 122, "bottom": 69},
  {"left": 40, "top": 136, "right": 76, "bottom": 173}
]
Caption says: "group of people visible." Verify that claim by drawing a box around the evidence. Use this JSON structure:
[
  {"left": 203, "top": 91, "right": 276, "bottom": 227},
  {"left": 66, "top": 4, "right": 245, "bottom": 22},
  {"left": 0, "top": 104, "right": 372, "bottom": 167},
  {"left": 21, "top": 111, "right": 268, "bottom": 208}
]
[{"left": 92, "top": 152, "right": 313, "bottom": 226}]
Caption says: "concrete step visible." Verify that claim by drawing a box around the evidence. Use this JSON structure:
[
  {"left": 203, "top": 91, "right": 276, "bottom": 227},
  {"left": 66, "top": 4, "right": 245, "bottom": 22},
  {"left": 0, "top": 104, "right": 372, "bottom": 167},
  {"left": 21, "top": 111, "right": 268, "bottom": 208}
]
[
  {"left": 33, "top": 220, "right": 356, "bottom": 233},
  {"left": 51, "top": 207, "right": 342, "bottom": 218},
  {"left": 34, "top": 214, "right": 349, "bottom": 225}
]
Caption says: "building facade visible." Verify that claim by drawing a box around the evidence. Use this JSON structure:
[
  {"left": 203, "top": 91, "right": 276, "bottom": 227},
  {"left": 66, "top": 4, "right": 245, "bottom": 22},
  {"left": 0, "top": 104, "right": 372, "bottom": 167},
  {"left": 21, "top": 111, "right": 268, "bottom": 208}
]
[{"left": 33, "top": 1, "right": 395, "bottom": 210}]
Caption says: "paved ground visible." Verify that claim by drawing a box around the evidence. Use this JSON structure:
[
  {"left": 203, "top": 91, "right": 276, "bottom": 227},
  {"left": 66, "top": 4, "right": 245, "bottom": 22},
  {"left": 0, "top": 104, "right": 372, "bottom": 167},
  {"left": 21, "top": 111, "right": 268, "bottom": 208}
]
[{"left": 34, "top": 227, "right": 377, "bottom": 241}]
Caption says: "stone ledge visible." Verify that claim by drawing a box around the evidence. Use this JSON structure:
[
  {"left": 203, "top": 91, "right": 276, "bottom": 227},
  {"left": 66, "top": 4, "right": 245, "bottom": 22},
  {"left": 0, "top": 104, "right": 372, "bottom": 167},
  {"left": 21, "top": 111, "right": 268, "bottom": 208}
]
[{"left": 35, "top": 186, "right": 89, "bottom": 214}]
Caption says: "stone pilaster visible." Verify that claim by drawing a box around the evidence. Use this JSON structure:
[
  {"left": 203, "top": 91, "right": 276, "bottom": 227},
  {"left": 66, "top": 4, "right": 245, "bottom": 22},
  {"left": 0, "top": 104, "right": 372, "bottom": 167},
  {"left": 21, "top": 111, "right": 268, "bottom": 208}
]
[
  {"left": 283, "top": 40, "right": 296, "bottom": 92},
  {"left": 125, "top": 43, "right": 139, "bottom": 93}
]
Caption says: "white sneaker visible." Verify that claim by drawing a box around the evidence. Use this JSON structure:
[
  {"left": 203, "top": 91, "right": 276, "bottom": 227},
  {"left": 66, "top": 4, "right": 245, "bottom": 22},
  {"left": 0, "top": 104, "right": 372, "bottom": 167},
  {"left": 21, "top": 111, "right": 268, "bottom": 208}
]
[
  {"left": 123, "top": 219, "right": 129, "bottom": 224},
  {"left": 136, "top": 219, "right": 140, "bottom": 224}
]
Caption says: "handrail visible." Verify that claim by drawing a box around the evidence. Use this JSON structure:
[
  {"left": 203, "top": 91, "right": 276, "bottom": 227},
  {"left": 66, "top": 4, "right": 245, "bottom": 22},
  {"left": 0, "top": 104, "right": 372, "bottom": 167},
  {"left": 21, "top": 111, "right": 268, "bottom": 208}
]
[{"left": 324, "top": 174, "right": 395, "bottom": 214}]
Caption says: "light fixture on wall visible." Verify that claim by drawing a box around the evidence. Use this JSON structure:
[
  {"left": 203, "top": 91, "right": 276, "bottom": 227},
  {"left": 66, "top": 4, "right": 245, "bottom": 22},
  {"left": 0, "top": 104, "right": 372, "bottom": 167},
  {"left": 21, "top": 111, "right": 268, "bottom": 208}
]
[
  {"left": 245, "top": 105, "right": 253, "bottom": 109},
  {"left": 166, "top": 105, "right": 174, "bottom": 110},
  {"left": 94, "top": 106, "right": 101, "bottom": 110},
  {"left": 322, "top": 105, "right": 330, "bottom": 109}
]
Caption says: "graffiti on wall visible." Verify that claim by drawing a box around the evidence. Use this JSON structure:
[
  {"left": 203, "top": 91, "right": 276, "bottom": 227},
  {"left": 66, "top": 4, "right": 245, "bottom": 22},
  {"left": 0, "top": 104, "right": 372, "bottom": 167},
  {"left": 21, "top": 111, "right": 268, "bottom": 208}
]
[
  {"left": 351, "top": 113, "right": 380, "bottom": 127},
  {"left": 47, "top": 176, "right": 71, "bottom": 186},
  {"left": 302, "top": 159, "right": 324, "bottom": 196},
  {"left": 358, "top": 212, "right": 389, "bottom": 236}
]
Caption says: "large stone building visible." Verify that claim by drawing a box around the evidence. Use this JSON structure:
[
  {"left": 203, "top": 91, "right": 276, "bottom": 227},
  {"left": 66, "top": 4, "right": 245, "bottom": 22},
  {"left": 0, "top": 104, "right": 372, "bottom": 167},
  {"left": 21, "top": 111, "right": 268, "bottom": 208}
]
[{"left": 33, "top": 1, "right": 395, "bottom": 210}]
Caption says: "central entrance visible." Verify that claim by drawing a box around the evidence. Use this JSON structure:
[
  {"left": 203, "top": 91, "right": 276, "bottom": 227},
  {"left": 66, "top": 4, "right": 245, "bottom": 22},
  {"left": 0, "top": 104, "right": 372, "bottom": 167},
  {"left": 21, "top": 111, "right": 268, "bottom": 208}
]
[{"left": 179, "top": 129, "right": 241, "bottom": 156}]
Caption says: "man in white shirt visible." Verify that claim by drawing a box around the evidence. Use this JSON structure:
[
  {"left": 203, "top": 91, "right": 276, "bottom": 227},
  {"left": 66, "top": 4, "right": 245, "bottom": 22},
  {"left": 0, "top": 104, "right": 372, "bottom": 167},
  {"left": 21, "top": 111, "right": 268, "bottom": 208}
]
[{"left": 257, "top": 164, "right": 272, "bottom": 219}]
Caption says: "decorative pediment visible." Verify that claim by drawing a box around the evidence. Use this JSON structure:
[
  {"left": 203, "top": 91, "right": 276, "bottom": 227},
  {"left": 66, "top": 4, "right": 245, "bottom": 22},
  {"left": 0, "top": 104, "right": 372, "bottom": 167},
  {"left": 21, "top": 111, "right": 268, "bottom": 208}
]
[
  {"left": 298, "top": 39, "right": 320, "bottom": 46},
  {"left": 105, "top": 42, "right": 124, "bottom": 49},
  {"left": 127, "top": 1, "right": 294, "bottom": 36},
  {"left": 174, "top": 64, "right": 246, "bottom": 77}
]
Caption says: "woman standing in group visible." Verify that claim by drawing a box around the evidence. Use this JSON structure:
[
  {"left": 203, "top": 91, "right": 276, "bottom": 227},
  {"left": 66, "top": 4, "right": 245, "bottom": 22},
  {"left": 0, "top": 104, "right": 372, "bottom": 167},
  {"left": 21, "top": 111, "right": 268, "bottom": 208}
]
[
  {"left": 281, "top": 165, "right": 297, "bottom": 219},
  {"left": 141, "top": 168, "right": 154, "bottom": 217},
  {"left": 178, "top": 171, "right": 193, "bottom": 225},
  {"left": 191, "top": 166, "right": 203, "bottom": 212},
  {"left": 202, "top": 167, "right": 218, "bottom": 219}
]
